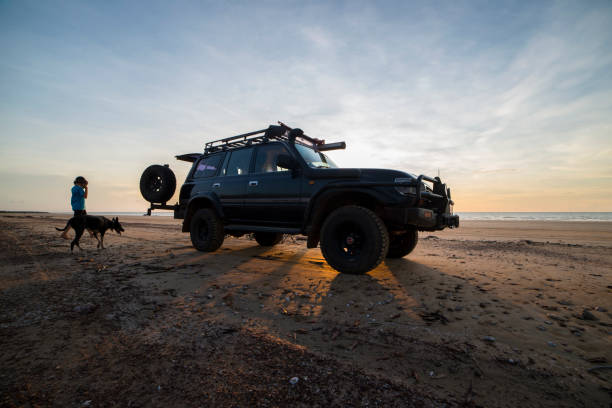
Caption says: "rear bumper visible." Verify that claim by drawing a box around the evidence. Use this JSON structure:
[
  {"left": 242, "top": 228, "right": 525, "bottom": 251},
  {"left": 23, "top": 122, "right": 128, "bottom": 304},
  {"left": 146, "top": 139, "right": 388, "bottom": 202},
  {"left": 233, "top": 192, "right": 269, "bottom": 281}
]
[{"left": 383, "top": 207, "right": 459, "bottom": 231}]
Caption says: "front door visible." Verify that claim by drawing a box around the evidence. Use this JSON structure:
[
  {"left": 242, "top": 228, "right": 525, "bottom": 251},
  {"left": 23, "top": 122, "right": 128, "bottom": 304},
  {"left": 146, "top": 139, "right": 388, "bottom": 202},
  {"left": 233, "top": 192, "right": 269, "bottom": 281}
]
[{"left": 243, "top": 143, "right": 304, "bottom": 227}]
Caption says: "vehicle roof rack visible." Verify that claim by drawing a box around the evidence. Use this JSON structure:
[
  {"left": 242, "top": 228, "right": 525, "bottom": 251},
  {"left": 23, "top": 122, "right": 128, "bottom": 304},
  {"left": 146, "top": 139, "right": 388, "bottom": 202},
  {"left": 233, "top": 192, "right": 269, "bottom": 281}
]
[
  {"left": 203, "top": 126, "right": 281, "bottom": 154},
  {"left": 203, "top": 122, "right": 345, "bottom": 155}
]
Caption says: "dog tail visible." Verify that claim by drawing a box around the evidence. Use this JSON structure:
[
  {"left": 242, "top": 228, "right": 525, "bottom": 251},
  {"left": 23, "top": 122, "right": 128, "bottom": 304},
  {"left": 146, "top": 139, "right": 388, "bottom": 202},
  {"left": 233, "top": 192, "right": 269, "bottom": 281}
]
[{"left": 56, "top": 220, "right": 71, "bottom": 231}]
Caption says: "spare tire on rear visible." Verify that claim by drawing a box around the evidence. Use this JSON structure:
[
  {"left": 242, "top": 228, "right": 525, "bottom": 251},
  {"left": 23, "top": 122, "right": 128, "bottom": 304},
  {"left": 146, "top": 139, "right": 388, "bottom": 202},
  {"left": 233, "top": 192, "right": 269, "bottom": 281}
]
[{"left": 140, "top": 165, "right": 176, "bottom": 203}]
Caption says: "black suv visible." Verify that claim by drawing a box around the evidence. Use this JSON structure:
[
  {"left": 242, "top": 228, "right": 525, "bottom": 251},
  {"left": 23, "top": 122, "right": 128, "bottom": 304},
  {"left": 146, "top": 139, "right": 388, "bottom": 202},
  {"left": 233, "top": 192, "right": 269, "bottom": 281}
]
[{"left": 139, "top": 123, "right": 459, "bottom": 274}]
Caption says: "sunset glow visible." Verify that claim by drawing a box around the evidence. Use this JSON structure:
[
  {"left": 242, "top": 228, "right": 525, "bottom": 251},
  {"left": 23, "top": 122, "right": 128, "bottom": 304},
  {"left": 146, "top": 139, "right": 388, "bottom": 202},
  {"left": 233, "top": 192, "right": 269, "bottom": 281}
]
[{"left": 1, "top": 1, "right": 611, "bottom": 212}]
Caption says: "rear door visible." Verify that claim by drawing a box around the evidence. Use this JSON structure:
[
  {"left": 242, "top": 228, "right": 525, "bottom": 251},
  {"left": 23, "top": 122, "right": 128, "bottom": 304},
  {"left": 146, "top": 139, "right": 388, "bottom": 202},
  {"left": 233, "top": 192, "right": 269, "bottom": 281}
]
[
  {"left": 216, "top": 147, "right": 254, "bottom": 222},
  {"left": 243, "top": 143, "right": 304, "bottom": 226},
  {"left": 181, "top": 152, "right": 225, "bottom": 217}
]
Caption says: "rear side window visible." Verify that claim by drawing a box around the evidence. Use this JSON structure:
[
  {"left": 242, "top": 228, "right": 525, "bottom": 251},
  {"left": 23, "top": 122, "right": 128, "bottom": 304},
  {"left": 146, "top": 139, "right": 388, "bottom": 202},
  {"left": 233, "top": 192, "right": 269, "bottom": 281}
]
[
  {"left": 223, "top": 148, "right": 253, "bottom": 176},
  {"left": 193, "top": 153, "right": 224, "bottom": 178}
]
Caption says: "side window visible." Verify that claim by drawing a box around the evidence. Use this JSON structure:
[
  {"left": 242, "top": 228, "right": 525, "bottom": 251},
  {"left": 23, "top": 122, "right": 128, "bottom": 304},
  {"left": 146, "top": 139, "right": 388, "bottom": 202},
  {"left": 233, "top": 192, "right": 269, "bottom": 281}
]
[
  {"left": 253, "top": 144, "right": 292, "bottom": 174},
  {"left": 193, "top": 153, "right": 224, "bottom": 178},
  {"left": 224, "top": 148, "right": 253, "bottom": 176}
]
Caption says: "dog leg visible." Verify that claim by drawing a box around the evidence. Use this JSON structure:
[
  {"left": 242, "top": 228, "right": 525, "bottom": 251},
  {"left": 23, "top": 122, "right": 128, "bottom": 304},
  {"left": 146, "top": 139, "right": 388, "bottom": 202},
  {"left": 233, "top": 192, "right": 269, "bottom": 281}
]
[
  {"left": 71, "top": 228, "right": 85, "bottom": 252},
  {"left": 93, "top": 232, "right": 101, "bottom": 249}
]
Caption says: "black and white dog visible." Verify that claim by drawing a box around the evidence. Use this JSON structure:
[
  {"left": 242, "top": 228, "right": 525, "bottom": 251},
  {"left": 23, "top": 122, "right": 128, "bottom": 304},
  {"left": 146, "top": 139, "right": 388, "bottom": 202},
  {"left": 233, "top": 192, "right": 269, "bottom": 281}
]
[{"left": 56, "top": 215, "right": 124, "bottom": 251}]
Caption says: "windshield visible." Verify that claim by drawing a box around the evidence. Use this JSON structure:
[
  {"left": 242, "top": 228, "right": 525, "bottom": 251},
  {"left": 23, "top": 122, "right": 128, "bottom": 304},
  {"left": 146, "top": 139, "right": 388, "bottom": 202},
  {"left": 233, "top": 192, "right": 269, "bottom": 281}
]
[{"left": 295, "top": 143, "right": 338, "bottom": 169}]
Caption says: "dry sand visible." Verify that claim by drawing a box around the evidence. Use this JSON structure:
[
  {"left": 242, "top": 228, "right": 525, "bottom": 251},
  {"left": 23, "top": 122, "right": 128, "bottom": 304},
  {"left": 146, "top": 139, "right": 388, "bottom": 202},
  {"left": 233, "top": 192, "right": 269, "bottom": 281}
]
[{"left": 1, "top": 213, "right": 611, "bottom": 407}]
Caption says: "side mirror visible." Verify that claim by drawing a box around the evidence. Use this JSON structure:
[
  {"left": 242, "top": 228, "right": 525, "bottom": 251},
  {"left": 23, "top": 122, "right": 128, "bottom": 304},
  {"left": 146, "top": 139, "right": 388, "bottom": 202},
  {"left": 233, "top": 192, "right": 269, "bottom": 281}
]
[{"left": 276, "top": 154, "right": 299, "bottom": 170}]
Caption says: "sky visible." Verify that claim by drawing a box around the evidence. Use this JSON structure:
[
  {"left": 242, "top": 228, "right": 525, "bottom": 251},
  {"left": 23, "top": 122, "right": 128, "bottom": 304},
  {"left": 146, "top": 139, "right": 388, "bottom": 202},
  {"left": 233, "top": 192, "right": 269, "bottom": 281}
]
[{"left": 1, "top": 0, "right": 611, "bottom": 212}]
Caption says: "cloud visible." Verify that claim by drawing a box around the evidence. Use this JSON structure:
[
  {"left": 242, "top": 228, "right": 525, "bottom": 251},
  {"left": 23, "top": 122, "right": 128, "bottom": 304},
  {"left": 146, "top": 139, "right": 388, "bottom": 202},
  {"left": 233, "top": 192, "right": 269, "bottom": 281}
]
[{"left": 1, "top": 1, "right": 611, "bottom": 211}]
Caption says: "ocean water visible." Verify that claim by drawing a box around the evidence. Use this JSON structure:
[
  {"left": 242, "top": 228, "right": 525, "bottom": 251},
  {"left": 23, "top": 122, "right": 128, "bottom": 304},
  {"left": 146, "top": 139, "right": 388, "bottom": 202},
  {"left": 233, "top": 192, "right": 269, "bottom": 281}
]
[
  {"left": 78, "top": 211, "right": 612, "bottom": 222},
  {"left": 456, "top": 212, "right": 612, "bottom": 222}
]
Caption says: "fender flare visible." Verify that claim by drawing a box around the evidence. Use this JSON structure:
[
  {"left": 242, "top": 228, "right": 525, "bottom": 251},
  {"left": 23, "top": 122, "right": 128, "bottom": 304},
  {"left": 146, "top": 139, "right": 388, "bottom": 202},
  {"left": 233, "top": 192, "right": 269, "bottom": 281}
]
[
  {"left": 303, "top": 187, "right": 384, "bottom": 247},
  {"left": 183, "top": 193, "right": 224, "bottom": 232}
]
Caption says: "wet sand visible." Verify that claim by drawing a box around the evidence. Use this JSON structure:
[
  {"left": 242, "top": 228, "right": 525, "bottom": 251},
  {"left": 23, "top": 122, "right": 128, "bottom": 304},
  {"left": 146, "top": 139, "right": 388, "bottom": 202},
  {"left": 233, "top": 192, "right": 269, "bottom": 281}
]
[
  {"left": 1, "top": 213, "right": 611, "bottom": 407},
  {"left": 426, "top": 219, "right": 612, "bottom": 247}
]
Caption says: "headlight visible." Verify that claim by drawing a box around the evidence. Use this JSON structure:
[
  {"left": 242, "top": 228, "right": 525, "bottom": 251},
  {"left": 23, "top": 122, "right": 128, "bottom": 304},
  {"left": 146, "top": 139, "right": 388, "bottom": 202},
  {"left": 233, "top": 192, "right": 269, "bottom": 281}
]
[{"left": 394, "top": 178, "right": 417, "bottom": 195}]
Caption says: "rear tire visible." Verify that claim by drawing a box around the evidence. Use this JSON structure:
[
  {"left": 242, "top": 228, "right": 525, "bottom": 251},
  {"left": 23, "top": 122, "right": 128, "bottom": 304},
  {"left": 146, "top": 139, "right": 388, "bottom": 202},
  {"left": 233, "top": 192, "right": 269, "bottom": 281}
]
[
  {"left": 254, "top": 232, "right": 284, "bottom": 246},
  {"left": 140, "top": 165, "right": 176, "bottom": 203},
  {"left": 320, "top": 205, "right": 389, "bottom": 274},
  {"left": 387, "top": 227, "right": 418, "bottom": 258},
  {"left": 190, "top": 208, "right": 224, "bottom": 252}
]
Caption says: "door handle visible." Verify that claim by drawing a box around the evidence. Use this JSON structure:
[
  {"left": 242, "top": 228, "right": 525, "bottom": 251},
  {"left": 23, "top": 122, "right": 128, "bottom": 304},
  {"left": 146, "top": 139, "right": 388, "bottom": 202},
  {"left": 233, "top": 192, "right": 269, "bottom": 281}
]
[
  {"left": 212, "top": 182, "right": 221, "bottom": 188},
  {"left": 249, "top": 180, "right": 258, "bottom": 187}
]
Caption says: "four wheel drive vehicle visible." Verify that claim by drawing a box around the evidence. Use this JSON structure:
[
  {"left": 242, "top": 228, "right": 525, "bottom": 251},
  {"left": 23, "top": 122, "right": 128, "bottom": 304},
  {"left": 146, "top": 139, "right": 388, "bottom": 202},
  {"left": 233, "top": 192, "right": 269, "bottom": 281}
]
[{"left": 139, "top": 122, "right": 459, "bottom": 274}]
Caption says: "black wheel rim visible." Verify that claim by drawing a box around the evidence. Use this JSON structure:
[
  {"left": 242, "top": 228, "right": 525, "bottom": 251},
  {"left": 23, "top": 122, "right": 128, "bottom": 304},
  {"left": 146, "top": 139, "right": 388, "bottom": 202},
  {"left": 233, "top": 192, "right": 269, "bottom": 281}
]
[
  {"left": 390, "top": 235, "right": 405, "bottom": 250},
  {"left": 196, "top": 219, "right": 209, "bottom": 242},
  {"left": 334, "top": 221, "right": 365, "bottom": 260},
  {"left": 149, "top": 176, "right": 163, "bottom": 192}
]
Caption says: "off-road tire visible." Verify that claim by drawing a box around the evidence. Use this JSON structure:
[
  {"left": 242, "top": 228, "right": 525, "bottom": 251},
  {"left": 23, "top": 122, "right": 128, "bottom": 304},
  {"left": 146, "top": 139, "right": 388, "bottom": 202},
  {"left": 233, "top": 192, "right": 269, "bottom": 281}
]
[
  {"left": 254, "top": 232, "right": 283, "bottom": 246},
  {"left": 190, "top": 208, "right": 224, "bottom": 252},
  {"left": 387, "top": 227, "right": 418, "bottom": 258},
  {"left": 320, "top": 205, "right": 389, "bottom": 274},
  {"left": 140, "top": 165, "right": 176, "bottom": 203}
]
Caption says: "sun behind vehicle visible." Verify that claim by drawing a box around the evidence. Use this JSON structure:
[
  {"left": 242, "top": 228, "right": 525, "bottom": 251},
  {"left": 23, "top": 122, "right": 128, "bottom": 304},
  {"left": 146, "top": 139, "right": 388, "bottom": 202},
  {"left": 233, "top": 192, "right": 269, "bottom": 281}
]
[{"left": 139, "top": 122, "right": 459, "bottom": 274}]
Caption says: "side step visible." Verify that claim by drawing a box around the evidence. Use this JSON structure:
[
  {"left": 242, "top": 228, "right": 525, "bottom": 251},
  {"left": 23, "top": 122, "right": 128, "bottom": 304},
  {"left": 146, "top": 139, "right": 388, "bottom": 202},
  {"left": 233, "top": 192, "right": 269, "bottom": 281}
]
[{"left": 224, "top": 225, "right": 301, "bottom": 234}]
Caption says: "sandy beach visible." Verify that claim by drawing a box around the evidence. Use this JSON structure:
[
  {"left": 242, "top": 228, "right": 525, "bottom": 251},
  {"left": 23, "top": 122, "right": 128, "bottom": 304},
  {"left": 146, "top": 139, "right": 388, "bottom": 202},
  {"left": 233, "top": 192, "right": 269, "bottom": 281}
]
[{"left": 1, "top": 213, "right": 611, "bottom": 407}]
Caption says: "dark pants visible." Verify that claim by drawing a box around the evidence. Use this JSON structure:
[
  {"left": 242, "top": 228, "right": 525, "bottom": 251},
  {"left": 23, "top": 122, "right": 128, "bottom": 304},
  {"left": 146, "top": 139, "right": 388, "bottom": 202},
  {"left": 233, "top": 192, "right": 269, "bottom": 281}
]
[{"left": 74, "top": 210, "right": 87, "bottom": 216}]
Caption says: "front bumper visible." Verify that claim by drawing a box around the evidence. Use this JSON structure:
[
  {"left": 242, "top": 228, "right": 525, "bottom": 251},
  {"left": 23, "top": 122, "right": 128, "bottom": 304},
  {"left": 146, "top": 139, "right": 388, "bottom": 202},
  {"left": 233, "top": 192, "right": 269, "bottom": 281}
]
[
  {"left": 387, "top": 173, "right": 459, "bottom": 230},
  {"left": 383, "top": 207, "right": 459, "bottom": 230}
]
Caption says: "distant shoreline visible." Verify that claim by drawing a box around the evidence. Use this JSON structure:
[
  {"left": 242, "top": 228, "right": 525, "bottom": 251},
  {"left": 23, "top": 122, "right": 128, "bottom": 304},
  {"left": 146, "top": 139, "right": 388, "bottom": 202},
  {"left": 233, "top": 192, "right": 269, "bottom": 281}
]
[
  {"left": 0, "top": 210, "right": 49, "bottom": 214},
  {"left": 1, "top": 210, "right": 611, "bottom": 222}
]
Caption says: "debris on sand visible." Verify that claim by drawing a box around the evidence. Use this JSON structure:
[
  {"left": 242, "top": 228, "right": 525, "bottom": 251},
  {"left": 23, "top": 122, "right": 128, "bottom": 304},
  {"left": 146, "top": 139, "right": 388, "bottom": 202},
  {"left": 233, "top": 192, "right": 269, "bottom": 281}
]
[
  {"left": 587, "top": 365, "right": 612, "bottom": 372},
  {"left": 581, "top": 309, "right": 598, "bottom": 321},
  {"left": 73, "top": 303, "right": 97, "bottom": 314},
  {"left": 419, "top": 311, "right": 449, "bottom": 324},
  {"left": 222, "top": 292, "right": 234, "bottom": 307},
  {"left": 585, "top": 356, "right": 608, "bottom": 364}
]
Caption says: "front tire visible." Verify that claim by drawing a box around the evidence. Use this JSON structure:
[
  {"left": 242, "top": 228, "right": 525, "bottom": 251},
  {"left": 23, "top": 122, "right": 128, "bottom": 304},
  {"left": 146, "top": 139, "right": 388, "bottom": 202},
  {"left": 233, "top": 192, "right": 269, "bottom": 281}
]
[
  {"left": 387, "top": 227, "right": 418, "bottom": 258},
  {"left": 190, "top": 208, "right": 225, "bottom": 252},
  {"left": 320, "top": 205, "right": 389, "bottom": 274},
  {"left": 254, "top": 232, "right": 283, "bottom": 246}
]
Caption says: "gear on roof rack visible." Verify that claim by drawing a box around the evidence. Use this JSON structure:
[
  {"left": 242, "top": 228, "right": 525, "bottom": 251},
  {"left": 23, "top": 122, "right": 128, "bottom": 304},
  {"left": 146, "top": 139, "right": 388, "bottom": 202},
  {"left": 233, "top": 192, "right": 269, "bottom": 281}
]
[{"left": 203, "top": 122, "right": 345, "bottom": 155}]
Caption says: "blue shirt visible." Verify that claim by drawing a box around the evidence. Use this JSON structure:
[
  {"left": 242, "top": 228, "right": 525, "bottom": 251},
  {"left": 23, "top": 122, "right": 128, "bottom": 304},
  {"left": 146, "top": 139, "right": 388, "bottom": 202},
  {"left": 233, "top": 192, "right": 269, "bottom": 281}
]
[{"left": 71, "top": 185, "right": 85, "bottom": 211}]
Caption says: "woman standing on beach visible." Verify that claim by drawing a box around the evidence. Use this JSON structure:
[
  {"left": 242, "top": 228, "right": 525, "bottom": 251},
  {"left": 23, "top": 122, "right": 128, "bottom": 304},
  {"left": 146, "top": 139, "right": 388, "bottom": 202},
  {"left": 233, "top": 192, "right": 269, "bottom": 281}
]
[
  {"left": 71, "top": 176, "right": 88, "bottom": 216},
  {"left": 61, "top": 176, "right": 88, "bottom": 239}
]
